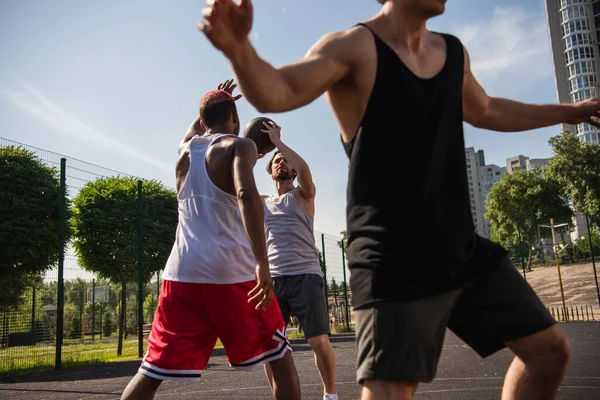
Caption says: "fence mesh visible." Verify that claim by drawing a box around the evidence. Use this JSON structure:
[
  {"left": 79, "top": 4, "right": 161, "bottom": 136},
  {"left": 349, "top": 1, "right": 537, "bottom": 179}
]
[{"left": 1, "top": 136, "right": 599, "bottom": 377}]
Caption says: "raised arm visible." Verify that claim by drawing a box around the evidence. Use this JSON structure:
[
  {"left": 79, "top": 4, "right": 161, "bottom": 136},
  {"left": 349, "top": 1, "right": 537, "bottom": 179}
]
[
  {"left": 199, "top": 0, "right": 353, "bottom": 113},
  {"left": 261, "top": 121, "right": 315, "bottom": 200},
  {"left": 179, "top": 116, "right": 204, "bottom": 154},
  {"left": 232, "top": 138, "right": 273, "bottom": 310},
  {"left": 462, "top": 47, "right": 600, "bottom": 131}
]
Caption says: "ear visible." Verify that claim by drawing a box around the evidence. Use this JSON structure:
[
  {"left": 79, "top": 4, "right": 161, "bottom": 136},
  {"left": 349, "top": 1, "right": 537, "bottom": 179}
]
[
  {"left": 232, "top": 111, "right": 239, "bottom": 125},
  {"left": 200, "top": 120, "right": 208, "bottom": 131}
]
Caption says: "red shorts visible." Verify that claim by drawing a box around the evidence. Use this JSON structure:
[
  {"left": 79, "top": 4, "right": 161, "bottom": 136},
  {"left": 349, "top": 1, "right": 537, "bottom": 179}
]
[{"left": 139, "top": 280, "right": 291, "bottom": 382}]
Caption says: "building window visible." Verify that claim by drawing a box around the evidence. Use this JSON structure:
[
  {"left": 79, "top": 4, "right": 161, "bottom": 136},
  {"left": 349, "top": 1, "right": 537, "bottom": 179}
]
[
  {"left": 562, "top": 18, "right": 589, "bottom": 37},
  {"left": 565, "top": 46, "right": 594, "bottom": 65},
  {"left": 567, "top": 60, "right": 597, "bottom": 78}
]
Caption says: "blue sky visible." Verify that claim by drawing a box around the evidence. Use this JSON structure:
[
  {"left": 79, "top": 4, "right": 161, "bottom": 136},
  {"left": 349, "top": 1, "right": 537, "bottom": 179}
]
[{"left": 0, "top": 0, "right": 562, "bottom": 236}]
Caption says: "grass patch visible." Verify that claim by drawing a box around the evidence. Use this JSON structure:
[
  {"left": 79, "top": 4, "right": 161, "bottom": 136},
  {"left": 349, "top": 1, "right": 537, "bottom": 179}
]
[{"left": 1, "top": 328, "right": 354, "bottom": 377}]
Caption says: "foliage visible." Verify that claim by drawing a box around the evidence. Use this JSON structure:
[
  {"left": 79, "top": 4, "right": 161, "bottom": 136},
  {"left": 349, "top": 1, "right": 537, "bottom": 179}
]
[
  {"left": 71, "top": 176, "right": 177, "bottom": 354},
  {"left": 0, "top": 146, "right": 71, "bottom": 310},
  {"left": 337, "top": 231, "right": 348, "bottom": 257},
  {"left": 143, "top": 293, "right": 157, "bottom": 324},
  {"left": 547, "top": 131, "right": 600, "bottom": 227},
  {"left": 486, "top": 168, "right": 572, "bottom": 269}
]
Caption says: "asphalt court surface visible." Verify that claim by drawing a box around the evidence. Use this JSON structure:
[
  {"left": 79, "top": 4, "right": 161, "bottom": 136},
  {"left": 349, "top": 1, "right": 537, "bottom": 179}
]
[{"left": 1, "top": 323, "right": 599, "bottom": 399}]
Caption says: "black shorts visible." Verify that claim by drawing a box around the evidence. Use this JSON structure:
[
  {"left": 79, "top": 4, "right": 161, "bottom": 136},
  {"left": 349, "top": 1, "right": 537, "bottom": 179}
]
[
  {"left": 273, "top": 274, "right": 331, "bottom": 339},
  {"left": 355, "top": 256, "right": 556, "bottom": 384}
]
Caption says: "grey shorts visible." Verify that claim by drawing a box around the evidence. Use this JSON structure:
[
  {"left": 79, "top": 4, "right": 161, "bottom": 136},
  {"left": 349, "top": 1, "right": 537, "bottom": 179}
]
[
  {"left": 273, "top": 274, "right": 330, "bottom": 339},
  {"left": 356, "top": 256, "right": 556, "bottom": 384}
]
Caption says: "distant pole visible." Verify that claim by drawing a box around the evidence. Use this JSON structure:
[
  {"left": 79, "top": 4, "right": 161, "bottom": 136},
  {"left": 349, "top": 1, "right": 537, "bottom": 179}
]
[
  {"left": 321, "top": 234, "right": 327, "bottom": 300},
  {"left": 550, "top": 218, "right": 568, "bottom": 321},
  {"left": 55, "top": 158, "right": 67, "bottom": 370},
  {"left": 91, "top": 280, "right": 96, "bottom": 342},
  {"left": 517, "top": 225, "right": 527, "bottom": 281},
  {"left": 137, "top": 180, "right": 144, "bottom": 358},
  {"left": 340, "top": 241, "right": 350, "bottom": 331},
  {"left": 585, "top": 214, "right": 600, "bottom": 308}
]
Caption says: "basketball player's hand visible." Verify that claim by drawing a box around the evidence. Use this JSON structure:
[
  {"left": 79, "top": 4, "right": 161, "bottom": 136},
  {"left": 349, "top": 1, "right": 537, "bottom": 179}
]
[
  {"left": 217, "top": 79, "right": 242, "bottom": 101},
  {"left": 248, "top": 264, "right": 274, "bottom": 311},
  {"left": 261, "top": 121, "right": 281, "bottom": 144},
  {"left": 567, "top": 98, "right": 600, "bottom": 128},
  {"left": 199, "top": 0, "right": 253, "bottom": 56}
]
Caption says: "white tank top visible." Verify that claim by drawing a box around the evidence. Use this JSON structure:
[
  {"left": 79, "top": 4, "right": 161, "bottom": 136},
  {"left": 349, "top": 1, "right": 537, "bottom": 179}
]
[{"left": 162, "top": 134, "right": 257, "bottom": 284}]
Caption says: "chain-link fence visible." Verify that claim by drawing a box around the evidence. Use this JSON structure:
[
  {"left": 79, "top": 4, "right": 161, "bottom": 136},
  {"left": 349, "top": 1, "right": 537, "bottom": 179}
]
[
  {"left": 1, "top": 138, "right": 171, "bottom": 376},
  {"left": 314, "top": 231, "right": 352, "bottom": 332},
  {"left": 2, "top": 136, "right": 600, "bottom": 377}
]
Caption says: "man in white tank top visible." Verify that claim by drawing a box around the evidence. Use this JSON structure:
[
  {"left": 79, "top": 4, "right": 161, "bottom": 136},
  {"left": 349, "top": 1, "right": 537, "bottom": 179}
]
[
  {"left": 261, "top": 122, "right": 338, "bottom": 400},
  {"left": 121, "top": 84, "right": 300, "bottom": 400}
]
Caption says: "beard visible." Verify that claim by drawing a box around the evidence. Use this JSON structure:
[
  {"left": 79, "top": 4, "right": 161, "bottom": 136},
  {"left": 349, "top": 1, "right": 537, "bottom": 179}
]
[{"left": 274, "top": 169, "right": 294, "bottom": 181}]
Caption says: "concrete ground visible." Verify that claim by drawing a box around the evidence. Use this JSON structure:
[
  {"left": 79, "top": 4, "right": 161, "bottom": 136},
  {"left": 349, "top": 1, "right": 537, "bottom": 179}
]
[{"left": 1, "top": 323, "right": 599, "bottom": 400}]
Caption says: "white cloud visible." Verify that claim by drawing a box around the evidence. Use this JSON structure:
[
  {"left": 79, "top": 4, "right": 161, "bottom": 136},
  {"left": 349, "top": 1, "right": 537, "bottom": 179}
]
[
  {"left": 451, "top": 6, "right": 553, "bottom": 91},
  {"left": 0, "top": 82, "right": 171, "bottom": 172}
]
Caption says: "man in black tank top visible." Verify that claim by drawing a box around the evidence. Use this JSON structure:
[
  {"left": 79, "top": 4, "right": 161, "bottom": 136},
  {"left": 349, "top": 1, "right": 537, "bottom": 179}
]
[{"left": 201, "top": 1, "right": 600, "bottom": 399}]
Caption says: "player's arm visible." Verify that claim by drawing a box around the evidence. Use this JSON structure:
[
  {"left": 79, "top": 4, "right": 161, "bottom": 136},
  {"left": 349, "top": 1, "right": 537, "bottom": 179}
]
[
  {"left": 232, "top": 139, "right": 273, "bottom": 310},
  {"left": 227, "top": 31, "right": 353, "bottom": 113},
  {"left": 262, "top": 122, "right": 315, "bottom": 199},
  {"left": 178, "top": 116, "right": 205, "bottom": 154},
  {"left": 462, "top": 48, "right": 600, "bottom": 131},
  {"left": 232, "top": 139, "right": 269, "bottom": 267}
]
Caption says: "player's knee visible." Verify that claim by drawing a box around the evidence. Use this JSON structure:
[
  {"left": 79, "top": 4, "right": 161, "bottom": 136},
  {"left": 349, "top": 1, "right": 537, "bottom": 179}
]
[
  {"left": 528, "top": 332, "right": 571, "bottom": 377},
  {"left": 307, "top": 334, "right": 332, "bottom": 355}
]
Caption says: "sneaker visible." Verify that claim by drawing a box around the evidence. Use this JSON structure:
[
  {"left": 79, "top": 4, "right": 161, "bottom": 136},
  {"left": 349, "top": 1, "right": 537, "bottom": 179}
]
[{"left": 323, "top": 394, "right": 338, "bottom": 400}]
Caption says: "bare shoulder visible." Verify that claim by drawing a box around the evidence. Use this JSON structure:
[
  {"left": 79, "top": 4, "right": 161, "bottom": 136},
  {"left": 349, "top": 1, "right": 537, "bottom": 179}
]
[
  {"left": 228, "top": 136, "right": 258, "bottom": 157},
  {"left": 307, "top": 26, "right": 374, "bottom": 63}
]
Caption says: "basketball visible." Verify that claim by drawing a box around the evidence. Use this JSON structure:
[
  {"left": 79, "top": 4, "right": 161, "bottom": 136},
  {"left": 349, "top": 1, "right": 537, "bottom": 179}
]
[{"left": 243, "top": 117, "right": 277, "bottom": 154}]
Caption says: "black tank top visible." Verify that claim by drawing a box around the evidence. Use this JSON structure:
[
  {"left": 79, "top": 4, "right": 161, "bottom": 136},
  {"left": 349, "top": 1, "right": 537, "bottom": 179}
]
[{"left": 344, "top": 24, "right": 507, "bottom": 308}]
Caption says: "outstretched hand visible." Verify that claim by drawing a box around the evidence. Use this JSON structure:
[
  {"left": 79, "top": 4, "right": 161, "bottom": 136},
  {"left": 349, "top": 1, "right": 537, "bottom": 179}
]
[
  {"left": 199, "top": 0, "right": 254, "bottom": 56},
  {"left": 567, "top": 98, "right": 600, "bottom": 128},
  {"left": 261, "top": 120, "right": 281, "bottom": 144},
  {"left": 217, "top": 79, "right": 242, "bottom": 101}
]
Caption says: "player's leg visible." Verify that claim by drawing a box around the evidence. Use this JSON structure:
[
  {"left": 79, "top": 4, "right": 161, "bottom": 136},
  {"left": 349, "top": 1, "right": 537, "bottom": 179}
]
[
  {"left": 288, "top": 274, "right": 337, "bottom": 397},
  {"left": 264, "top": 276, "right": 292, "bottom": 391},
  {"left": 446, "top": 257, "right": 568, "bottom": 400},
  {"left": 121, "top": 281, "right": 217, "bottom": 400},
  {"left": 356, "top": 289, "right": 461, "bottom": 400},
  {"left": 206, "top": 280, "right": 301, "bottom": 400}
]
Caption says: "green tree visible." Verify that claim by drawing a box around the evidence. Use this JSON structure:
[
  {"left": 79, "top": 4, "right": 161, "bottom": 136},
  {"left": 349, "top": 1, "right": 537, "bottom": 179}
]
[
  {"left": 330, "top": 277, "right": 339, "bottom": 293},
  {"left": 0, "top": 146, "right": 70, "bottom": 310},
  {"left": 546, "top": 130, "right": 600, "bottom": 227},
  {"left": 573, "top": 230, "right": 600, "bottom": 261},
  {"left": 337, "top": 231, "right": 348, "bottom": 257},
  {"left": 103, "top": 309, "right": 115, "bottom": 337},
  {"left": 143, "top": 293, "right": 158, "bottom": 324},
  {"left": 72, "top": 177, "right": 177, "bottom": 355},
  {"left": 486, "top": 168, "right": 572, "bottom": 270}
]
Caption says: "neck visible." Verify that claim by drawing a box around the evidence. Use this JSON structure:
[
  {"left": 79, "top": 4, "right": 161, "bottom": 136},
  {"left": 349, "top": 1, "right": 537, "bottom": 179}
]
[
  {"left": 205, "top": 125, "right": 232, "bottom": 135},
  {"left": 273, "top": 179, "right": 294, "bottom": 196},
  {"left": 376, "top": 2, "right": 428, "bottom": 51}
]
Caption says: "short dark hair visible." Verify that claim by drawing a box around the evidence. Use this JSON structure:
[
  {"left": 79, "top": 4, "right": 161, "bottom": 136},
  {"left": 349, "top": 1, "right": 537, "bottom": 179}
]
[
  {"left": 266, "top": 151, "right": 297, "bottom": 181},
  {"left": 199, "top": 90, "right": 237, "bottom": 128}
]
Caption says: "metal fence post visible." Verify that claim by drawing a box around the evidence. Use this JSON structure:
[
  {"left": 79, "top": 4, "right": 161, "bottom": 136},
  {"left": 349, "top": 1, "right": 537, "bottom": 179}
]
[
  {"left": 55, "top": 158, "right": 66, "bottom": 370},
  {"left": 92, "top": 279, "right": 96, "bottom": 342},
  {"left": 137, "top": 180, "right": 144, "bottom": 358},
  {"left": 321, "top": 234, "right": 327, "bottom": 300},
  {"left": 340, "top": 240, "right": 350, "bottom": 331},
  {"left": 585, "top": 214, "right": 600, "bottom": 308},
  {"left": 517, "top": 225, "right": 527, "bottom": 281}
]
